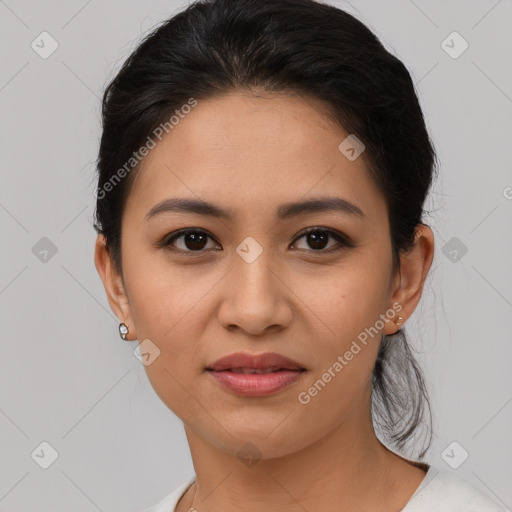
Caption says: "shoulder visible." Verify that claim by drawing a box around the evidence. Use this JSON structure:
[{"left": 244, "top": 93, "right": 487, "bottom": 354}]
[
  {"left": 403, "top": 465, "right": 504, "bottom": 512},
  {"left": 141, "top": 477, "right": 196, "bottom": 512}
]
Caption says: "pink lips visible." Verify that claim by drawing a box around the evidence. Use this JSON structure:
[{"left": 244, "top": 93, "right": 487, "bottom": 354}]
[{"left": 206, "top": 352, "right": 306, "bottom": 397}]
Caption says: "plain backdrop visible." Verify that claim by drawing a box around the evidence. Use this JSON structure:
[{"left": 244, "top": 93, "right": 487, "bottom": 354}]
[{"left": 0, "top": 1, "right": 511, "bottom": 511}]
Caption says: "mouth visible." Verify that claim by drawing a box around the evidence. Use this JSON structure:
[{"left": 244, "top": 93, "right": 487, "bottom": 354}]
[
  {"left": 211, "top": 366, "right": 304, "bottom": 374},
  {"left": 205, "top": 352, "right": 306, "bottom": 397},
  {"left": 206, "top": 351, "right": 306, "bottom": 372},
  {"left": 205, "top": 368, "right": 306, "bottom": 397}
]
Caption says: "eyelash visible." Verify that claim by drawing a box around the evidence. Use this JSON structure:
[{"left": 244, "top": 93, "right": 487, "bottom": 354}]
[{"left": 160, "top": 227, "right": 353, "bottom": 255}]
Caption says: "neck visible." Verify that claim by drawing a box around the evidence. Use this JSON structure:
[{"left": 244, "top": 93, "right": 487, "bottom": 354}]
[{"left": 178, "top": 392, "right": 426, "bottom": 512}]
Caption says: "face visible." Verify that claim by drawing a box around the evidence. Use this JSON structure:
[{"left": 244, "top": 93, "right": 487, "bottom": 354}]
[{"left": 96, "top": 91, "right": 423, "bottom": 459}]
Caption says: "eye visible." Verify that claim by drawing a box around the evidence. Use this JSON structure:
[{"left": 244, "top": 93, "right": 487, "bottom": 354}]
[
  {"left": 291, "top": 227, "right": 351, "bottom": 253},
  {"left": 162, "top": 229, "right": 220, "bottom": 252},
  {"left": 160, "top": 227, "right": 352, "bottom": 254}
]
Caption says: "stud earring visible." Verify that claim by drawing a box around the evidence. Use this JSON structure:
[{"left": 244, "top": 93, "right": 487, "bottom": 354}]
[
  {"left": 388, "top": 316, "right": 404, "bottom": 335},
  {"left": 119, "top": 322, "right": 129, "bottom": 340}
]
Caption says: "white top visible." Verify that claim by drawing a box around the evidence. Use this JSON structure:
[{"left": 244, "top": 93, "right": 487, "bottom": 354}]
[{"left": 142, "top": 465, "right": 504, "bottom": 512}]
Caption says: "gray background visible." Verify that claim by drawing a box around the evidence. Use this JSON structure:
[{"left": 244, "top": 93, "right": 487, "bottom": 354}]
[{"left": 0, "top": 0, "right": 511, "bottom": 510}]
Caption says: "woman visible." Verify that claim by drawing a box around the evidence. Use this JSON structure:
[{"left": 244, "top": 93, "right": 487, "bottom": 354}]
[{"left": 93, "top": 0, "right": 502, "bottom": 510}]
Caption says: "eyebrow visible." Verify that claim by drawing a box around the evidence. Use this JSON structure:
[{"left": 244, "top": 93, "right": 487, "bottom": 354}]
[{"left": 145, "top": 196, "right": 365, "bottom": 222}]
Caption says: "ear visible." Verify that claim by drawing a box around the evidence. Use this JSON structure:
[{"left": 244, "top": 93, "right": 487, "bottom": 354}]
[
  {"left": 94, "top": 234, "right": 137, "bottom": 341},
  {"left": 383, "top": 224, "right": 435, "bottom": 335}
]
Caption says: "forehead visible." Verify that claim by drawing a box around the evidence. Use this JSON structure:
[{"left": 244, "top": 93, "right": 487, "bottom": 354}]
[{"left": 125, "top": 91, "right": 386, "bottom": 223}]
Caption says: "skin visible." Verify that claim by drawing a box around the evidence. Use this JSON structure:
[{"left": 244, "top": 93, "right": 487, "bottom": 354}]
[{"left": 95, "top": 91, "right": 435, "bottom": 511}]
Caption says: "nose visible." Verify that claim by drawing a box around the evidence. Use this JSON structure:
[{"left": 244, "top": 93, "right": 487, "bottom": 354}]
[{"left": 217, "top": 248, "right": 293, "bottom": 336}]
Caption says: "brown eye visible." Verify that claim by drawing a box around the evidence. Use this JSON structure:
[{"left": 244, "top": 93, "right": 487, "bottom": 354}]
[
  {"left": 292, "top": 228, "right": 350, "bottom": 253},
  {"left": 164, "top": 229, "right": 219, "bottom": 252}
]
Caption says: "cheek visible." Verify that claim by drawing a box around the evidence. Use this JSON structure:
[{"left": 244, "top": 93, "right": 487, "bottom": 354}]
[
  {"left": 295, "top": 255, "right": 392, "bottom": 344},
  {"left": 289, "top": 271, "right": 390, "bottom": 441},
  {"left": 125, "top": 262, "right": 216, "bottom": 416},
  {"left": 123, "top": 244, "right": 215, "bottom": 339},
  {"left": 289, "top": 258, "right": 391, "bottom": 399},
  {"left": 122, "top": 250, "right": 226, "bottom": 386}
]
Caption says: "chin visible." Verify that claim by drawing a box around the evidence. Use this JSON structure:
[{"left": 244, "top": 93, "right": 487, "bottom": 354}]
[{"left": 224, "top": 428, "right": 314, "bottom": 461}]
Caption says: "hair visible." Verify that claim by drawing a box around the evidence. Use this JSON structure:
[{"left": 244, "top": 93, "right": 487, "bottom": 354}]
[{"left": 94, "top": 0, "right": 437, "bottom": 458}]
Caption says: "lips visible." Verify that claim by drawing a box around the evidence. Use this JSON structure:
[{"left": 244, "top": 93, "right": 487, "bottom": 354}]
[
  {"left": 206, "top": 352, "right": 305, "bottom": 372},
  {"left": 206, "top": 352, "right": 306, "bottom": 397},
  {"left": 229, "top": 367, "right": 283, "bottom": 374}
]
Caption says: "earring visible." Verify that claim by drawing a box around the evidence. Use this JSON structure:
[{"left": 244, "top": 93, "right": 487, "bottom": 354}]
[
  {"left": 119, "top": 322, "right": 129, "bottom": 340},
  {"left": 393, "top": 316, "right": 404, "bottom": 334},
  {"left": 389, "top": 316, "right": 404, "bottom": 335}
]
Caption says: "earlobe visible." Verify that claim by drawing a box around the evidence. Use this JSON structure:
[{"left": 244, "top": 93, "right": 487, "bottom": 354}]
[
  {"left": 384, "top": 224, "right": 435, "bottom": 334},
  {"left": 94, "top": 235, "right": 137, "bottom": 340}
]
